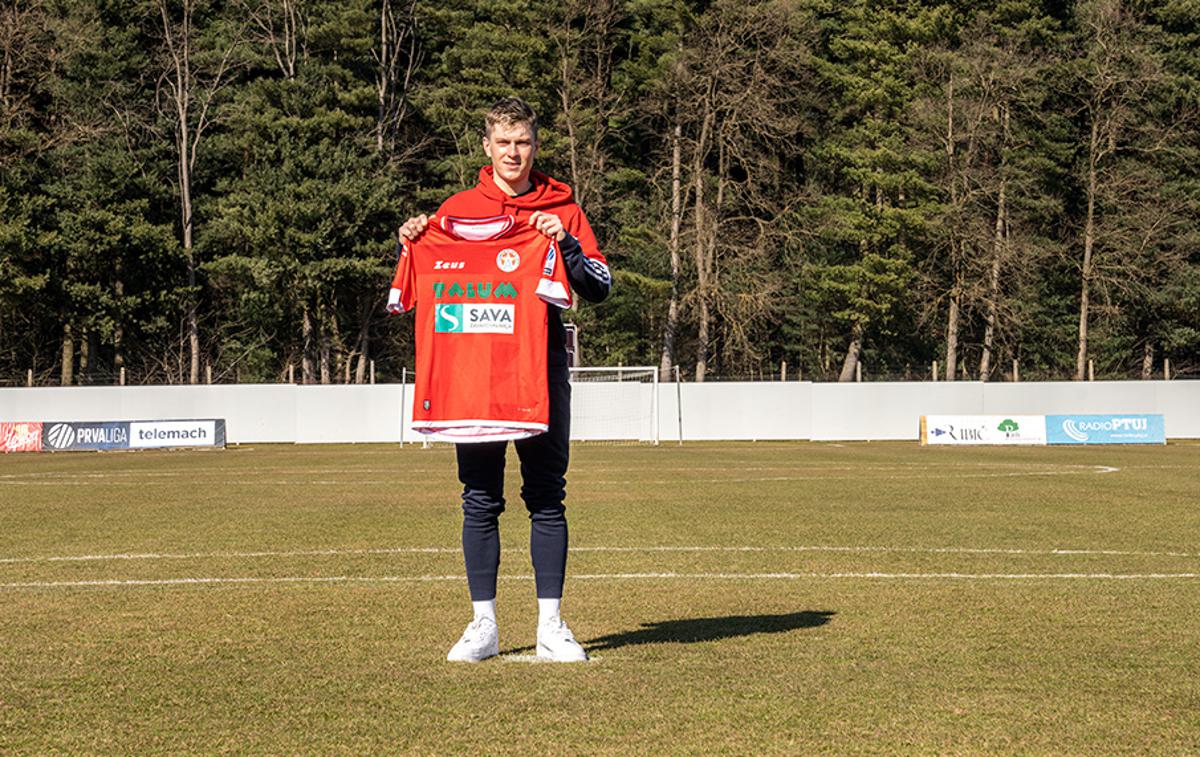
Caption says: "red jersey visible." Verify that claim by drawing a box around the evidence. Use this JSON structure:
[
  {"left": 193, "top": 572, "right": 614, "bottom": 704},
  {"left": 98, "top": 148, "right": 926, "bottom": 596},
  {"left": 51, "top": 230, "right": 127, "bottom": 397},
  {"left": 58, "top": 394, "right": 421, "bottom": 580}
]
[
  {"left": 390, "top": 215, "right": 572, "bottom": 442},
  {"left": 436, "top": 167, "right": 611, "bottom": 380}
]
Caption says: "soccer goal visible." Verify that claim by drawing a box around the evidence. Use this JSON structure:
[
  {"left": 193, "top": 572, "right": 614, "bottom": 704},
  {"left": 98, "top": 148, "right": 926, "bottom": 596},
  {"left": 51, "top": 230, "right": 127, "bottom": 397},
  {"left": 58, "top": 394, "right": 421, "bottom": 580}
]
[{"left": 569, "top": 366, "right": 659, "bottom": 444}]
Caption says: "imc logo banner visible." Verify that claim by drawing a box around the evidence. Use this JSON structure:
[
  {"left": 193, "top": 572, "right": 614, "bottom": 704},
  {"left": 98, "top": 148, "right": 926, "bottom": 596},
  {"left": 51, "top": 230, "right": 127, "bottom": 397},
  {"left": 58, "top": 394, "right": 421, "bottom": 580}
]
[
  {"left": 1046, "top": 414, "right": 1165, "bottom": 445},
  {"left": 921, "top": 415, "right": 1047, "bottom": 446},
  {"left": 435, "top": 304, "right": 515, "bottom": 334}
]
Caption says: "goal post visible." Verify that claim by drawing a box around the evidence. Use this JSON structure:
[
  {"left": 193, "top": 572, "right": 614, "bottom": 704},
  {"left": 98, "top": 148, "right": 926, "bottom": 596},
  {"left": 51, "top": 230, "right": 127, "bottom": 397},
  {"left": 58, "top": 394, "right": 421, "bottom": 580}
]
[{"left": 568, "top": 366, "right": 659, "bottom": 444}]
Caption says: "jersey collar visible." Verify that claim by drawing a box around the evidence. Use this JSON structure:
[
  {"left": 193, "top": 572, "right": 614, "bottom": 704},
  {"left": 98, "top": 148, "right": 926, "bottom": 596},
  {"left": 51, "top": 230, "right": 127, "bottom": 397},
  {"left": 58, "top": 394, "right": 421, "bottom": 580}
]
[{"left": 439, "top": 214, "right": 516, "bottom": 241}]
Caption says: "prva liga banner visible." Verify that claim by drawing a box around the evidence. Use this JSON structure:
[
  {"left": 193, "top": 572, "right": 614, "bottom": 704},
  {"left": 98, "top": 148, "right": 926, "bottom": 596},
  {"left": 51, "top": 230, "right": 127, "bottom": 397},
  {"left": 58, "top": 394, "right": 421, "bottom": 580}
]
[{"left": 1, "top": 419, "right": 226, "bottom": 453}]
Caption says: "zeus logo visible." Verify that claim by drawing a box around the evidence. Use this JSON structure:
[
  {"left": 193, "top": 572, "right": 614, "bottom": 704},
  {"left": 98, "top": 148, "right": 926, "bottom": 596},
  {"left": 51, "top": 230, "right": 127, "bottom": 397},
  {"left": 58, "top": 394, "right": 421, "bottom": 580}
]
[
  {"left": 435, "top": 304, "right": 515, "bottom": 334},
  {"left": 434, "top": 260, "right": 465, "bottom": 270}
]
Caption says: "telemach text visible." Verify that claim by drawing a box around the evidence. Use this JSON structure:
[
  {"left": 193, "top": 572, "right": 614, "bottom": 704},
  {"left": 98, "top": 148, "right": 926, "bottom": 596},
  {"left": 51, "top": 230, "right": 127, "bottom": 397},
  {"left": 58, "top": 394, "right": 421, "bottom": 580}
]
[{"left": 135, "top": 428, "right": 211, "bottom": 441}]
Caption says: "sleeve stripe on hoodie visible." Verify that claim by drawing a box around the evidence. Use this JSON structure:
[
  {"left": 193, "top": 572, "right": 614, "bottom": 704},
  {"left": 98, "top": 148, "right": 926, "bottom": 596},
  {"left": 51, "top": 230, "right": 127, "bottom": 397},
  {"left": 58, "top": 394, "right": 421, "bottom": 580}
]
[{"left": 584, "top": 257, "right": 611, "bottom": 286}]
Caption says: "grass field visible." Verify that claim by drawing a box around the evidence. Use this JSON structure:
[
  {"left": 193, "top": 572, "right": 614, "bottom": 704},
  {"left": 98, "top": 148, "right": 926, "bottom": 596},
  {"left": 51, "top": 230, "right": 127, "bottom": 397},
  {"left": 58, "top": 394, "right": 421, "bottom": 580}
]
[{"left": 2, "top": 440, "right": 1199, "bottom": 754}]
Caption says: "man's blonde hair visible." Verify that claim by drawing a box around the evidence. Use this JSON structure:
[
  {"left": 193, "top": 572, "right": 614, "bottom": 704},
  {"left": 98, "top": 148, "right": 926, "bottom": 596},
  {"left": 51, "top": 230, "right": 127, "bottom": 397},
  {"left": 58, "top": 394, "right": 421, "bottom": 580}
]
[{"left": 485, "top": 97, "right": 538, "bottom": 140}]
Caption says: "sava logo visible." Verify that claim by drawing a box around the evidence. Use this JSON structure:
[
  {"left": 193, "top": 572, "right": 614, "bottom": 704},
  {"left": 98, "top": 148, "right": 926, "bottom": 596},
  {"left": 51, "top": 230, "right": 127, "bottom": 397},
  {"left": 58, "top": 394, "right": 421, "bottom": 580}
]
[
  {"left": 435, "top": 303, "right": 515, "bottom": 334},
  {"left": 434, "top": 260, "right": 465, "bottom": 270}
]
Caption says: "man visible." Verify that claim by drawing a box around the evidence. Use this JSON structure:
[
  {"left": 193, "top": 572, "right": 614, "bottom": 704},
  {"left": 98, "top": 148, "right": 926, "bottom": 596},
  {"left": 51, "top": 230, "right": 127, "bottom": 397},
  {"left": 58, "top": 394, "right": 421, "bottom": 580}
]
[{"left": 395, "top": 97, "right": 611, "bottom": 662}]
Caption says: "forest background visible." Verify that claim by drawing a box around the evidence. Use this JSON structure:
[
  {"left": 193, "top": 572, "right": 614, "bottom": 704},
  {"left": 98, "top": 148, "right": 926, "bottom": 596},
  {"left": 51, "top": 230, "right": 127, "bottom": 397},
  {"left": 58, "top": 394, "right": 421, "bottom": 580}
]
[{"left": 1, "top": 0, "right": 1197, "bottom": 386}]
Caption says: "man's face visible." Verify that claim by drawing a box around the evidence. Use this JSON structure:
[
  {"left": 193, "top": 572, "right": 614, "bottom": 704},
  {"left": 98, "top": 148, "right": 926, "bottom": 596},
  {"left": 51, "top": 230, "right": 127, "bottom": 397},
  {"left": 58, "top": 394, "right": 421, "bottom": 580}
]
[{"left": 483, "top": 121, "right": 538, "bottom": 188}]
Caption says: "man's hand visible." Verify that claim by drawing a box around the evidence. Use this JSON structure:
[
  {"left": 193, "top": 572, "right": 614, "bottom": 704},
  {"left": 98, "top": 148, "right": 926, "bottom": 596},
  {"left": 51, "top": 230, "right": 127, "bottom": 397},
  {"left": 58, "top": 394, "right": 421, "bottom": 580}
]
[
  {"left": 398, "top": 214, "right": 430, "bottom": 242},
  {"left": 528, "top": 211, "right": 566, "bottom": 242}
]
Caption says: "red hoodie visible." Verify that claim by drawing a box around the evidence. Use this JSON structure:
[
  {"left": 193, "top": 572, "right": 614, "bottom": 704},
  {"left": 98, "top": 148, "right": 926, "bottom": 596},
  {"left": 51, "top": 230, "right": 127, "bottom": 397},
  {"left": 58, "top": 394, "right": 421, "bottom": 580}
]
[{"left": 438, "top": 167, "right": 604, "bottom": 267}]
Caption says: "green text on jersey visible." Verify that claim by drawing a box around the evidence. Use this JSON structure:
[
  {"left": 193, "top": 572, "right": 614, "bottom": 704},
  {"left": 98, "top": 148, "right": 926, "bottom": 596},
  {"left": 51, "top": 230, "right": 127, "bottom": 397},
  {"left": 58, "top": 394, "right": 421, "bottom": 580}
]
[{"left": 432, "top": 281, "right": 518, "bottom": 299}]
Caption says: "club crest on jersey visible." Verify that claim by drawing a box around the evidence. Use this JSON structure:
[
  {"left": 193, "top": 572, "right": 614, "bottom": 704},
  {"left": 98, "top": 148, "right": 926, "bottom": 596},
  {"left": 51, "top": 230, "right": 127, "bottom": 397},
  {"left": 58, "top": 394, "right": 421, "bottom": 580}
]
[
  {"left": 435, "top": 303, "right": 515, "bottom": 334},
  {"left": 496, "top": 248, "right": 520, "bottom": 273}
]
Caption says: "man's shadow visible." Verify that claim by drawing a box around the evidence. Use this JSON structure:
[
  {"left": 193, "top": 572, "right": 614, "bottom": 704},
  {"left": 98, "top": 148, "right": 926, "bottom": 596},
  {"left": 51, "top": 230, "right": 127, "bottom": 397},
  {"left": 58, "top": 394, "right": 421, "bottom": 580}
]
[
  {"left": 585, "top": 610, "right": 835, "bottom": 652},
  {"left": 502, "top": 611, "right": 834, "bottom": 655}
]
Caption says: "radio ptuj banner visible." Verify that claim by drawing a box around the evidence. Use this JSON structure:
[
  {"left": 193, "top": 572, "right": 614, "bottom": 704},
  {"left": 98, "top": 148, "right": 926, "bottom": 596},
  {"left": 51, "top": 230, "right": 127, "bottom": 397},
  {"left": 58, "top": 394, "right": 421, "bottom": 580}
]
[
  {"left": 921, "top": 415, "right": 1048, "bottom": 446},
  {"left": 1, "top": 419, "right": 226, "bottom": 453},
  {"left": 1045, "top": 414, "right": 1165, "bottom": 445}
]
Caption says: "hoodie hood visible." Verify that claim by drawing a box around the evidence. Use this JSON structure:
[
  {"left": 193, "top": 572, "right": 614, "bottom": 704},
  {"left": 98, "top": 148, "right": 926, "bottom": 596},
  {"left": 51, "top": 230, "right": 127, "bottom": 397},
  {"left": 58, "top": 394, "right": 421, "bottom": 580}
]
[{"left": 476, "top": 166, "right": 574, "bottom": 210}]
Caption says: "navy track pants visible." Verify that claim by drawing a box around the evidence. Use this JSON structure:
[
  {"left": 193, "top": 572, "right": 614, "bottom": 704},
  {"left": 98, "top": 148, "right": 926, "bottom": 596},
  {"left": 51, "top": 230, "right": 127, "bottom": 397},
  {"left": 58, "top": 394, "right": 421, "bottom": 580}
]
[{"left": 456, "top": 380, "right": 570, "bottom": 601}]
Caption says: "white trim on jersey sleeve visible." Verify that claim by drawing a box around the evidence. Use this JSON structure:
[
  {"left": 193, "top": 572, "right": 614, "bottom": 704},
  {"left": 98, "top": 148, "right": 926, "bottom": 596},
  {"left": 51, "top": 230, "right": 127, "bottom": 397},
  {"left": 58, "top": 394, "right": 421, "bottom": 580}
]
[
  {"left": 386, "top": 287, "right": 406, "bottom": 313},
  {"left": 536, "top": 278, "right": 571, "bottom": 309}
]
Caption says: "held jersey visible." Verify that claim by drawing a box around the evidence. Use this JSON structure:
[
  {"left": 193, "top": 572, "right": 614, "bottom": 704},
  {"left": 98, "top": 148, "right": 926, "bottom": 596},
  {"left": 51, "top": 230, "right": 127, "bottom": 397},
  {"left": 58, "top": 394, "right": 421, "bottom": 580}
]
[{"left": 390, "top": 215, "right": 572, "bottom": 442}]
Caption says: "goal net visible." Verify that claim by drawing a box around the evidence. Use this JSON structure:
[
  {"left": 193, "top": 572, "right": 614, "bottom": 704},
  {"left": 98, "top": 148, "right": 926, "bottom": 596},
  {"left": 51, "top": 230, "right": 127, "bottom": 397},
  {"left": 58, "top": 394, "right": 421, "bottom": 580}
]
[{"left": 569, "top": 366, "right": 659, "bottom": 444}]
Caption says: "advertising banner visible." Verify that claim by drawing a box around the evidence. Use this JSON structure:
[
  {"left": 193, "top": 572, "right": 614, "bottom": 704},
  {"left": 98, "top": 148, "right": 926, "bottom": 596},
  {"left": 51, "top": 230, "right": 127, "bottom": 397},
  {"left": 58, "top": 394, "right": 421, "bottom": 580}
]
[
  {"left": 129, "top": 420, "right": 225, "bottom": 449},
  {"left": 1, "top": 422, "right": 44, "bottom": 453},
  {"left": 42, "top": 421, "right": 131, "bottom": 451},
  {"left": 1046, "top": 414, "right": 1165, "bottom": 445},
  {"left": 2, "top": 419, "right": 224, "bottom": 453},
  {"left": 921, "top": 415, "right": 1047, "bottom": 446}
]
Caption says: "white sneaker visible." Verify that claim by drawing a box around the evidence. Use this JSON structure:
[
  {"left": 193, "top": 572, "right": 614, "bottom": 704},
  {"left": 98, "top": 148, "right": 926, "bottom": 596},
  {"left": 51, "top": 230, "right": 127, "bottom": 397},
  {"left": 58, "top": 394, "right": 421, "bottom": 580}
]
[
  {"left": 536, "top": 616, "right": 589, "bottom": 662},
  {"left": 446, "top": 617, "right": 499, "bottom": 662}
]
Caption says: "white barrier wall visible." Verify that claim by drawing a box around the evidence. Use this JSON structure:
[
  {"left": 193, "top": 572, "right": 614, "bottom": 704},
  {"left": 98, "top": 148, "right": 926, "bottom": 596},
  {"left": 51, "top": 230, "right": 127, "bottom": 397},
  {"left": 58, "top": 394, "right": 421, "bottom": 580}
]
[
  {"left": 808, "top": 382, "right": 983, "bottom": 441},
  {"left": 2, "top": 381, "right": 1198, "bottom": 443},
  {"left": 667, "top": 382, "right": 812, "bottom": 441}
]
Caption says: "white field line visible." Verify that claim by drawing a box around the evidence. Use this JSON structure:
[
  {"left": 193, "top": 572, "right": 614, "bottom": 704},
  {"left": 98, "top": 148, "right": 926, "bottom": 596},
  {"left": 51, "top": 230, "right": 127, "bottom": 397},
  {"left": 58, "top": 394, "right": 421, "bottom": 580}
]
[
  {"left": 0, "top": 470, "right": 1121, "bottom": 486},
  {"left": 500, "top": 654, "right": 604, "bottom": 663},
  {"left": 0, "top": 467, "right": 452, "bottom": 479},
  {"left": 620, "top": 467, "right": 1122, "bottom": 484},
  {"left": 4, "top": 541, "right": 1199, "bottom": 565},
  {"left": 0, "top": 547, "right": 463, "bottom": 564},
  {"left": 570, "top": 572, "right": 1200, "bottom": 580},
  {"left": 0, "top": 464, "right": 909, "bottom": 479},
  {"left": 4, "top": 572, "right": 1200, "bottom": 590},
  {"left": 0, "top": 462, "right": 1122, "bottom": 484}
]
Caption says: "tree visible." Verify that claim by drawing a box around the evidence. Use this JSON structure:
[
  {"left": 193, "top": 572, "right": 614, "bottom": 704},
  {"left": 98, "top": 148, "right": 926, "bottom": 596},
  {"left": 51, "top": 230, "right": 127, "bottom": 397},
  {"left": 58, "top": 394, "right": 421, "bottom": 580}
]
[
  {"left": 202, "top": 0, "right": 400, "bottom": 384},
  {"left": 804, "top": 0, "right": 943, "bottom": 381},
  {"left": 1067, "top": 0, "right": 1184, "bottom": 380},
  {"left": 664, "top": 0, "right": 813, "bottom": 380},
  {"left": 155, "top": 0, "right": 243, "bottom": 383},
  {"left": 907, "top": 3, "right": 1061, "bottom": 381},
  {"left": 3, "top": 0, "right": 1199, "bottom": 386},
  {"left": 373, "top": 0, "right": 420, "bottom": 156}
]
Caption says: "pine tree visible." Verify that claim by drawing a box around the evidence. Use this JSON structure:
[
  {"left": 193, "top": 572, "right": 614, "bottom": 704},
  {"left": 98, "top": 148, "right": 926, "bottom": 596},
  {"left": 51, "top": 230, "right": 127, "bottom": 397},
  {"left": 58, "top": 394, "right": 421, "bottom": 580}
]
[
  {"left": 201, "top": 0, "right": 402, "bottom": 383},
  {"left": 802, "top": 0, "right": 945, "bottom": 381}
]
